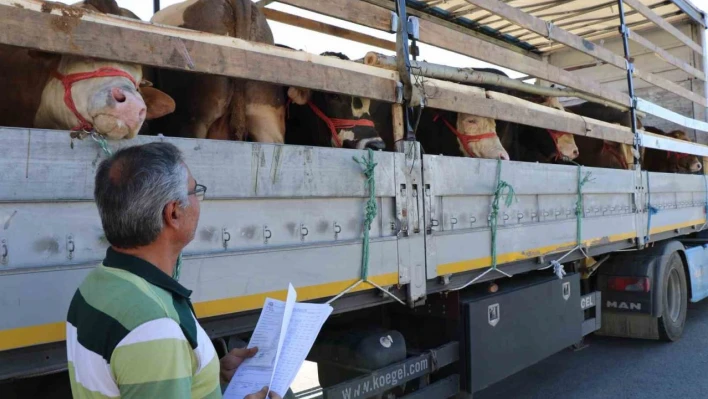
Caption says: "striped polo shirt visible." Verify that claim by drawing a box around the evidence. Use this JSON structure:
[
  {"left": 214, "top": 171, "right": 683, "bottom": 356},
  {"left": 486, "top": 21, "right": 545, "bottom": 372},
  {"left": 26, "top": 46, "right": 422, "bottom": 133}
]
[{"left": 66, "top": 248, "right": 221, "bottom": 398}]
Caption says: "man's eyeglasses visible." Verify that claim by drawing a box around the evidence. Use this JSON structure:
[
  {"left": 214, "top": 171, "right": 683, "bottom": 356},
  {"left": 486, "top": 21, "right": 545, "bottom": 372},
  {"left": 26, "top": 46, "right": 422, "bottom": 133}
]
[{"left": 188, "top": 183, "right": 207, "bottom": 201}]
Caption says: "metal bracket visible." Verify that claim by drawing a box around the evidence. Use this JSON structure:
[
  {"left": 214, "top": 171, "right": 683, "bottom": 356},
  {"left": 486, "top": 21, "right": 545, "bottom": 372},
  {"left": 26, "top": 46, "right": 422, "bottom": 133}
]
[{"left": 407, "top": 16, "right": 420, "bottom": 40}]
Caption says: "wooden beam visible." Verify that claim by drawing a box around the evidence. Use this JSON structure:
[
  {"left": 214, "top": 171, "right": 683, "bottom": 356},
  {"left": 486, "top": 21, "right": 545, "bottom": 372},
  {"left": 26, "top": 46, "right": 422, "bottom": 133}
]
[
  {"left": 280, "top": 0, "right": 543, "bottom": 60},
  {"left": 633, "top": 67, "right": 708, "bottom": 107},
  {"left": 425, "top": 81, "right": 635, "bottom": 144},
  {"left": 0, "top": 1, "right": 398, "bottom": 103},
  {"left": 622, "top": 0, "right": 703, "bottom": 55},
  {"left": 279, "top": 0, "right": 631, "bottom": 108},
  {"left": 262, "top": 8, "right": 396, "bottom": 52},
  {"left": 461, "top": 0, "right": 627, "bottom": 70},
  {"left": 392, "top": 104, "right": 404, "bottom": 142},
  {"left": 627, "top": 28, "right": 705, "bottom": 81}
]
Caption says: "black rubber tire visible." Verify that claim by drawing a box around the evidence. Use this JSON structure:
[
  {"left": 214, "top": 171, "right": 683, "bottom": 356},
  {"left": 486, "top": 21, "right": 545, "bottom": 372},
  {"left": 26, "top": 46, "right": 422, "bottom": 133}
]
[{"left": 657, "top": 252, "right": 688, "bottom": 342}]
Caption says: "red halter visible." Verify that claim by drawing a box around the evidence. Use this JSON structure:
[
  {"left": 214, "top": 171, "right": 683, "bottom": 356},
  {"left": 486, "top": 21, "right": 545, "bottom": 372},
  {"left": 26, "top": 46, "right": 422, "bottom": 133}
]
[
  {"left": 287, "top": 99, "right": 376, "bottom": 148},
  {"left": 434, "top": 114, "right": 497, "bottom": 158},
  {"left": 602, "top": 141, "right": 629, "bottom": 170},
  {"left": 51, "top": 67, "right": 139, "bottom": 132},
  {"left": 667, "top": 151, "right": 690, "bottom": 161},
  {"left": 546, "top": 129, "right": 570, "bottom": 161}
]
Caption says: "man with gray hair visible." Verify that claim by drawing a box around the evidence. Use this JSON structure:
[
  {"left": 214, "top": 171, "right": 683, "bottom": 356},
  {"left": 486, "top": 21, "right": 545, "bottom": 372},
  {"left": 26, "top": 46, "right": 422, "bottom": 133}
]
[{"left": 66, "top": 142, "right": 278, "bottom": 399}]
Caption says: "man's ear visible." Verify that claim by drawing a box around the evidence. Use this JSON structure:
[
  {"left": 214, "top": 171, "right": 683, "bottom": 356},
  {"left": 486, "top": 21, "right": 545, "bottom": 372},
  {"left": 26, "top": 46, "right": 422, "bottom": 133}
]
[
  {"left": 141, "top": 87, "right": 176, "bottom": 120},
  {"left": 163, "top": 200, "right": 182, "bottom": 230}
]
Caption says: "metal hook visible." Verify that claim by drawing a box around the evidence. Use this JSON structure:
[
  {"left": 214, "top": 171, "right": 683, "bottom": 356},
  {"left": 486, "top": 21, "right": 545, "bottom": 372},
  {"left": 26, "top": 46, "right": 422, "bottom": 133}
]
[
  {"left": 222, "top": 228, "right": 231, "bottom": 249},
  {"left": 263, "top": 226, "right": 272, "bottom": 244}
]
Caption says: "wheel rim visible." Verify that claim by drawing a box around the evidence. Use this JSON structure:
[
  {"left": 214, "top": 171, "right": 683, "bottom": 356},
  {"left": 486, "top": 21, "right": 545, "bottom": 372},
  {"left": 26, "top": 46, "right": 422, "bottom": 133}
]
[{"left": 666, "top": 268, "right": 682, "bottom": 322}]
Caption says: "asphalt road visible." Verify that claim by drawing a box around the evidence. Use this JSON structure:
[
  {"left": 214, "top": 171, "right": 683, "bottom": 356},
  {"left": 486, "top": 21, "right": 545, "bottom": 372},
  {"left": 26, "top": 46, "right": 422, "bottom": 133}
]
[
  {"left": 5, "top": 300, "right": 708, "bottom": 398},
  {"left": 476, "top": 299, "right": 708, "bottom": 399}
]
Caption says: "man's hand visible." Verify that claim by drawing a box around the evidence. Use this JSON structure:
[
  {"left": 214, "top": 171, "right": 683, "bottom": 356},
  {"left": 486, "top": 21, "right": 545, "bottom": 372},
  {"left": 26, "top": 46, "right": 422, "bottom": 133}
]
[
  {"left": 244, "top": 386, "right": 282, "bottom": 399},
  {"left": 220, "top": 346, "right": 258, "bottom": 385}
]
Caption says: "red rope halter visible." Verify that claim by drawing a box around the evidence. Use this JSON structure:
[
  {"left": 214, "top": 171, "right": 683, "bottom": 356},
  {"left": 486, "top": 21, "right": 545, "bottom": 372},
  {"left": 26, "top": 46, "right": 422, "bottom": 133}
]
[
  {"left": 51, "top": 67, "right": 139, "bottom": 132},
  {"left": 287, "top": 98, "right": 376, "bottom": 148},
  {"left": 434, "top": 114, "right": 497, "bottom": 158},
  {"left": 667, "top": 151, "right": 690, "bottom": 161},
  {"left": 602, "top": 141, "right": 629, "bottom": 170}
]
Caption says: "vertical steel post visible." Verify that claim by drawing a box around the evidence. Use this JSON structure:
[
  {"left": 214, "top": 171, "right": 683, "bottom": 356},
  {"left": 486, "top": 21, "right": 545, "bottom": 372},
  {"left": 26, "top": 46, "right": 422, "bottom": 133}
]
[
  {"left": 154, "top": 0, "right": 161, "bottom": 14},
  {"left": 617, "top": 0, "right": 640, "bottom": 168},
  {"left": 395, "top": 0, "right": 417, "bottom": 141},
  {"left": 618, "top": 0, "right": 647, "bottom": 248}
]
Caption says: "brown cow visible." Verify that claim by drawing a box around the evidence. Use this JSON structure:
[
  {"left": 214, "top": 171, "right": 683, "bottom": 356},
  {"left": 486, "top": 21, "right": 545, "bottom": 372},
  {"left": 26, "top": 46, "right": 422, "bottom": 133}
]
[
  {"left": 643, "top": 126, "right": 702, "bottom": 173},
  {"left": 567, "top": 102, "right": 639, "bottom": 170},
  {"left": 0, "top": 0, "right": 175, "bottom": 139},
  {"left": 149, "top": 0, "right": 286, "bottom": 142}
]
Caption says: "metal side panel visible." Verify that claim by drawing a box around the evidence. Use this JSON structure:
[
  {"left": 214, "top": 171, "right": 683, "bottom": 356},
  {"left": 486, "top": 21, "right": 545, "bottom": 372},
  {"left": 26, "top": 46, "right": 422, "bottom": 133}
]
[
  {"left": 394, "top": 142, "right": 427, "bottom": 305},
  {"left": 423, "top": 156, "right": 637, "bottom": 278},
  {"left": 0, "top": 128, "right": 406, "bottom": 351},
  {"left": 684, "top": 244, "right": 708, "bottom": 303},
  {"left": 645, "top": 172, "right": 708, "bottom": 239}
]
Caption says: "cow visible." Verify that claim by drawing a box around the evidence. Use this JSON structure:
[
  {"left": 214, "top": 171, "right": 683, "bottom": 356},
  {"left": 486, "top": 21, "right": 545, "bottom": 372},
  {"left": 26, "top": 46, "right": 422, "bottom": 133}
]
[
  {"left": 642, "top": 126, "right": 702, "bottom": 174},
  {"left": 0, "top": 0, "right": 175, "bottom": 140},
  {"left": 457, "top": 68, "right": 579, "bottom": 163},
  {"left": 284, "top": 52, "right": 387, "bottom": 150},
  {"left": 567, "top": 102, "right": 639, "bottom": 170},
  {"left": 149, "top": 0, "right": 286, "bottom": 142},
  {"left": 414, "top": 107, "right": 509, "bottom": 159}
]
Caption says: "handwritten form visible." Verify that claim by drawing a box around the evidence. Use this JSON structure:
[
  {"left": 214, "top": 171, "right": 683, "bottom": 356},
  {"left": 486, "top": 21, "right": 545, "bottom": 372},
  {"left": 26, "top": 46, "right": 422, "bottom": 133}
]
[{"left": 224, "top": 284, "right": 333, "bottom": 398}]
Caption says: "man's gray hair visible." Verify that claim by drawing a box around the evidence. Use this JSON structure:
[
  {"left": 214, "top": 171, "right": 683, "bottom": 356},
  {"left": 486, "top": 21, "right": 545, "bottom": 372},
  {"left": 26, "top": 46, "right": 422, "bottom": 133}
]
[{"left": 94, "top": 142, "right": 189, "bottom": 249}]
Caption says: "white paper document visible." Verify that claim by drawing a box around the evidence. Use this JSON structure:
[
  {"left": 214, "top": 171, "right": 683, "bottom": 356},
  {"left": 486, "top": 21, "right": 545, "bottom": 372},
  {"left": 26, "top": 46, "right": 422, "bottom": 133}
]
[{"left": 224, "top": 284, "right": 333, "bottom": 398}]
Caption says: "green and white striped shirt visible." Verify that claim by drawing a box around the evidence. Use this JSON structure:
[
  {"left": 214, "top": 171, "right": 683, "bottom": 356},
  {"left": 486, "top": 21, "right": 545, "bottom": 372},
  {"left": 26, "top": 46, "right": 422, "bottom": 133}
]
[{"left": 66, "top": 248, "right": 221, "bottom": 398}]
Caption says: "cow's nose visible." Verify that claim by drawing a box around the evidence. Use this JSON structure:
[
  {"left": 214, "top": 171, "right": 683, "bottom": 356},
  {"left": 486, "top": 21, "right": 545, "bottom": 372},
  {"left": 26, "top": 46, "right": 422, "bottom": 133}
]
[
  {"left": 572, "top": 149, "right": 579, "bottom": 158},
  {"left": 365, "top": 140, "right": 386, "bottom": 151},
  {"left": 112, "top": 87, "right": 127, "bottom": 103},
  {"left": 499, "top": 152, "right": 510, "bottom": 161},
  {"left": 693, "top": 162, "right": 703, "bottom": 172}
]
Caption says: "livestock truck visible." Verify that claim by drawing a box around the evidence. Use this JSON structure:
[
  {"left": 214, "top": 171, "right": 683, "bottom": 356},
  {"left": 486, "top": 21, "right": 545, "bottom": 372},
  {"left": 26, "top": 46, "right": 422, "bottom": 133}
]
[{"left": 3, "top": 0, "right": 708, "bottom": 397}]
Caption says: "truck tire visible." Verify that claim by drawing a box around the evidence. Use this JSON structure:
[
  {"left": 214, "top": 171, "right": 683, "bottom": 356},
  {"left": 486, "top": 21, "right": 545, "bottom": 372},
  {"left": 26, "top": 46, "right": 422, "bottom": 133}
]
[{"left": 657, "top": 251, "right": 688, "bottom": 342}]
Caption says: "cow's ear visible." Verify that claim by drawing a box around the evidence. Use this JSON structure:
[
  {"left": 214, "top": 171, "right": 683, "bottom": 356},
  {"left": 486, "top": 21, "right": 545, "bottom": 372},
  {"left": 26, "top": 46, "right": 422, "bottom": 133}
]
[
  {"left": 287, "top": 87, "right": 312, "bottom": 105},
  {"left": 141, "top": 87, "right": 176, "bottom": 120}
]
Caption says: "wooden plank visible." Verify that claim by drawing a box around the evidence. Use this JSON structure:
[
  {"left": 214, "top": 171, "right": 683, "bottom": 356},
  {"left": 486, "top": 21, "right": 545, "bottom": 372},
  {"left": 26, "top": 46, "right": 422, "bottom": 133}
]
[
  {"left": 279, "top": 0, "right": 543, "bottom": 60},
  {"left": 633, "top": 66, "right": 708, "bottom": 107},
  {"left": 261, "top": 8, "right": 396, "bottom": 51},
  {"left": 627, "top": 28, "right": 705, "bottom": 80},
  {"left": 462, "top": 0, "right": 627, "bottom": 70},
  {"left": 0, "top": 1, "right": 398, "bottom": 103},
  {"left": 425, "top": 81, "right": 634, "bottom": 144},
  {"left": 392, "top": 104, "right": 404, "bottom": 142},
  {"left": 279, "top": 0, "right": 631, "bottom": 107},
  {"left": 622, "top": 0, "right": 704, "bottom": 55},
  {"left": 636, "top": 97, "right": 708, "bottom": 132}
]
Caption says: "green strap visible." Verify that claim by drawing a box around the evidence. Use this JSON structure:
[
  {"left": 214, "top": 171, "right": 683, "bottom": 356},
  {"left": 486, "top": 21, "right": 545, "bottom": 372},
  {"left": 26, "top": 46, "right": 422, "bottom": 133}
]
[
  {"left": 490, "top": 159, "right": 515, "bottom": 270},
  {"left": 353, "top": 148, "right": 378, "bottom": 281},
  {"left": 575, "top": 165, "right": 591, "bottom": 247}
]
